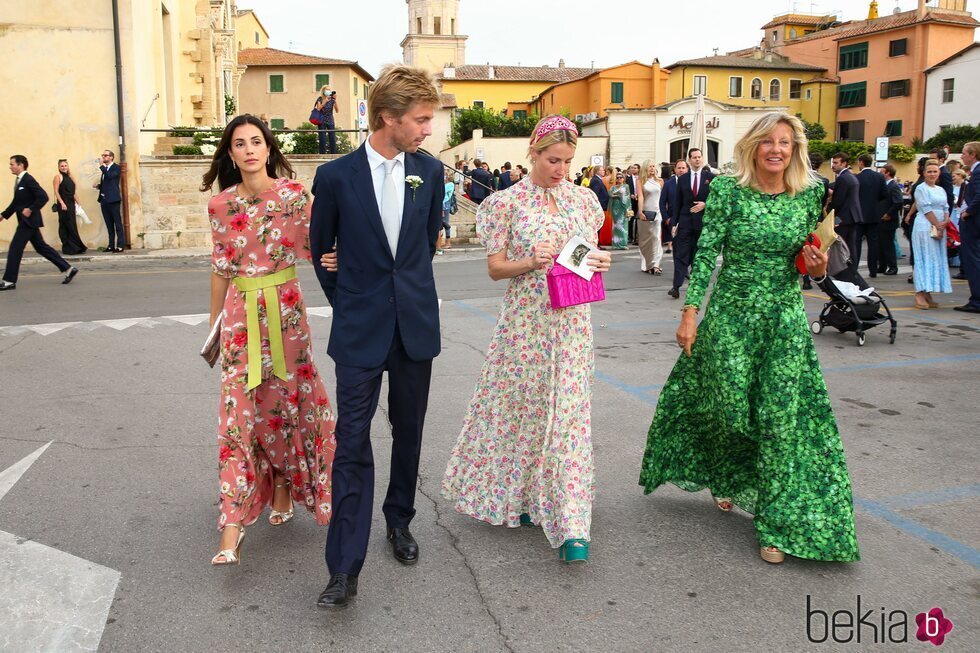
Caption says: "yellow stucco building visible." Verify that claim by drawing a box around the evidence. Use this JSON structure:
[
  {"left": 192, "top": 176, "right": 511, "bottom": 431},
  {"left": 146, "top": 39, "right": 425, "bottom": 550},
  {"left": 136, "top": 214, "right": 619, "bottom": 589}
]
[
  {"left": 664, "top": 51, "right": 838, "bottom": 131},
  {"left": 238, "top": 48, "right": 374, "bottom": 132},
  {"left": 438, "top": 62, "right": 596, "bottom": 114},
  {"left": 235, "top": 9, "right": 269, "bottom": 51},
  {"left": 0, "top": 0, "right": 242, "bottom": 251}
]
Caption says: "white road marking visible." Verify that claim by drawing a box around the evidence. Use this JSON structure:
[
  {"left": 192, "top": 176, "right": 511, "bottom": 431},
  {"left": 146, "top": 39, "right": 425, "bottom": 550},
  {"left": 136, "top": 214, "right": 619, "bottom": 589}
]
[{"left": 0, "top": 443, "right": 121, "bottom": 652}]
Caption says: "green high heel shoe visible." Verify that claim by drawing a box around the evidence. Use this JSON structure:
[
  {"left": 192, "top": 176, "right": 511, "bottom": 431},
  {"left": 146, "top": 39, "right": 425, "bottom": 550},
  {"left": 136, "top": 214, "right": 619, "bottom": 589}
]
[
  {"left": 558, "top": 539, "right": 589, "bottom": 563},
  {"left": 519, "top": 513, "right": 533, "bottom": 527}
]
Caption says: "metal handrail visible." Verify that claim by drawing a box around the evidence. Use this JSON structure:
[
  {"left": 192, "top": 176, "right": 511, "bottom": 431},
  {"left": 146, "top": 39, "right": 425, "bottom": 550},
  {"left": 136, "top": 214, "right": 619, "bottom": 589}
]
[{"left": 419, "top": 148, "right": 495, "bottom": 194}]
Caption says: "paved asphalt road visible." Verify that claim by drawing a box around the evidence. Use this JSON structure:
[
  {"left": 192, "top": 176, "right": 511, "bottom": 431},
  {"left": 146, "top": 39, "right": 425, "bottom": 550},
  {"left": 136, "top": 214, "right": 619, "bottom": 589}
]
[{"left": 0, "top": 248, "right": 977, "bottom": 652}]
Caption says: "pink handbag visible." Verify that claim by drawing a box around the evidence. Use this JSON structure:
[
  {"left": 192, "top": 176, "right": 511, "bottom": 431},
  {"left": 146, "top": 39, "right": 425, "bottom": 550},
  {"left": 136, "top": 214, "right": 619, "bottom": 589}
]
[{"left": 547, "top": 262, "right": 605, "bottom": 309}]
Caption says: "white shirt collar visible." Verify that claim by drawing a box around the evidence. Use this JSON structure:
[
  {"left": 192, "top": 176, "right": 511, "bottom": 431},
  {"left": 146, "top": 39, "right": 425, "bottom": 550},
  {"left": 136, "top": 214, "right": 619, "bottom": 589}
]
[
  {"left": 364, "top": 135, "right": 405, "bottom": 171},
  {"left": 16, "top": 171, "right": 26, "bottom": 183}
]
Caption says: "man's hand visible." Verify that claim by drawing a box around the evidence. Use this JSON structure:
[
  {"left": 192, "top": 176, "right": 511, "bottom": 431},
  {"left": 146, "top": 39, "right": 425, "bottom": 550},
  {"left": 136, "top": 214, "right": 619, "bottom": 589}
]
[
  {"left": 690, "top": 201, "right": 706, "bottom": 214},
  {"left": 320, "top": 249, "right": 338, "bottom": 272}
]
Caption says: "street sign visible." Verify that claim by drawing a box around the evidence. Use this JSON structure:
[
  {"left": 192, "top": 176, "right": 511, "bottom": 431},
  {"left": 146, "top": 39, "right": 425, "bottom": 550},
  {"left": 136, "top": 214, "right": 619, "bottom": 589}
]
[
  {"left": 475, "top": 147, "right": 486, "bottom": 160},
  {"left": 356, "top": 99, "right": 368, "bottom": 129},
  {"left": 875, "top": 136, "right": 889, "bottom": 165},
  {"left": 591, "top": 155, "right": 604, "bottom": 167}
]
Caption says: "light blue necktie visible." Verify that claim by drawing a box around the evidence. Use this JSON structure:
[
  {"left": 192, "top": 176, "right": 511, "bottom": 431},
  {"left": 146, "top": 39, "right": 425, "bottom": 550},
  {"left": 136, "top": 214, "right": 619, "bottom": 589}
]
[{"left": 380, "top": 159, "right": 400, "bottom": 258}]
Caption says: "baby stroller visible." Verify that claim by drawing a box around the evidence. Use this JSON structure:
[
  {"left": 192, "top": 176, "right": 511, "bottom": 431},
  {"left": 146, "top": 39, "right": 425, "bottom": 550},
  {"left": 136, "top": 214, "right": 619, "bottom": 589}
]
[{"left": 809, "top": 237, "right": 897, "bottom": 347}]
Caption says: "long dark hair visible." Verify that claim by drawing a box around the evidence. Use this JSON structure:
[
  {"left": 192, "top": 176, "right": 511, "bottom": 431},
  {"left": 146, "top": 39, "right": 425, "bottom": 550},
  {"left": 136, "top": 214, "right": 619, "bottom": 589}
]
[{"left": 200, "top": 114, "right": 295, "bottom": 192}]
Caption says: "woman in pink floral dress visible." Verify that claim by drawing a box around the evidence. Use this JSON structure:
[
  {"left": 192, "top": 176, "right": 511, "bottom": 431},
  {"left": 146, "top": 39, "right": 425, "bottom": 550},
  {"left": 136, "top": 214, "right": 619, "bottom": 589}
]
[
  {"left": 442, "top": 116, "right": 612, "bottom": 563},
  {"left": 202, "top": 115, "right": 336, "bottom": 565}
]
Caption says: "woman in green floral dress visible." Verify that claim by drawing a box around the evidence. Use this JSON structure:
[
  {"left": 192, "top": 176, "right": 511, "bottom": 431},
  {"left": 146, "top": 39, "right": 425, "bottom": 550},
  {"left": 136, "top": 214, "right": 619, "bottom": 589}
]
[
  {"left": 609, "top": 173, "right": 630, "bottom": 250},
  {"left": 639, "top": 113, "right": 859, "bottom": 564}
]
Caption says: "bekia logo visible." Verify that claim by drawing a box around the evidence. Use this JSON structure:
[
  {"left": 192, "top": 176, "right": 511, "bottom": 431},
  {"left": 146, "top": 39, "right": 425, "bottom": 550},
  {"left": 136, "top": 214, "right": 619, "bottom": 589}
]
[
  {"left": 915, "top": 607, "right": 953, "bottom": 647},
  {"left": 806, "top": 596, "right": 955, "bottom": 646}
]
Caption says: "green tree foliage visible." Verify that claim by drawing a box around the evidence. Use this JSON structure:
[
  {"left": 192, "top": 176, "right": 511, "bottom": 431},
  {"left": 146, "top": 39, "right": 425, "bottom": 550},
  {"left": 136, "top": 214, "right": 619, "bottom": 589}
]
[
  {"left": 923, "top": 124, "right": 980, "bottom": 153},
  {"left": 449, "top": 107, "right": 542, "bottom": 146},
  {"left": 796, "top": 114, "right": 827, "bottom": 141},
  {"left": 808, "top": 141, "right": 872, "bottom": 161}
]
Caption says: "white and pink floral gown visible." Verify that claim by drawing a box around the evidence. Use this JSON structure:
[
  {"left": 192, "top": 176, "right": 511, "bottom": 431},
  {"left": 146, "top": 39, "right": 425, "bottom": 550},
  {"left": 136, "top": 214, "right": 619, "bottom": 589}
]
[
  {"left": 442, "top": 177, "right": 605, "bottom": 547},
  {"left": 209, "top": 178, "right": 336, "bottom": 531}
]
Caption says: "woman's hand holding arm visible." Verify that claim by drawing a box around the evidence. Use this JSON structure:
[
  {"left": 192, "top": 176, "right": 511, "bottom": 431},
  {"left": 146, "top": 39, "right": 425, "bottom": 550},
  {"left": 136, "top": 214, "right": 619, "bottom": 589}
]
[{"left": 320, "top": 249, "right": 338, "bottom": 271}]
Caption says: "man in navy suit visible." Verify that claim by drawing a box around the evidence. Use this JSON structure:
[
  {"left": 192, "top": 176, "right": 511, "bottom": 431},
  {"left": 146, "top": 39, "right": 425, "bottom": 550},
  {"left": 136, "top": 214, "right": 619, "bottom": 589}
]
[
  {"left": 830, "top": 153, "right": 864, "bottom": 273},
  {"left": 668, "top": 148, "right": 714, "bottom": 298},
  {"left": 310, "top": 65, "right": 444, "bottom": 608},
  {"left": 497, "top": 161, "right": 514, "bottom": 191},
  {"left": 468, "top": 159, "right": 494, "bottom": 204},
  {"left": 659, "top": 159, "right": 687, "bottom": 254},
  {"left": 877, "top": 164, "right": 904, "bottom": 275},
  {"left": 955, "top": 141, "right": 980, "bottom": 313},
  {"left": 94, "top": 149, "right": 125, "bottom": 252},
  {"left": 1, "top": 155, "right": 77, "bottom": 290},
  {"left": 588, "top": 165, "right": 609, "bottom": 210},
  {"left": 855, "top": 154, "right": 887, "bottom": 277}
]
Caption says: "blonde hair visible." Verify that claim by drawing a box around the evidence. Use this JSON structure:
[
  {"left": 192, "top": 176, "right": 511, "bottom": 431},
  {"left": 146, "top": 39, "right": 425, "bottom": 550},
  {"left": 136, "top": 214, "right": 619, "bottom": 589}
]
[
  {"left": 732, "top": 112, "right": 818, "bottom": 196},
  {"left": 963, "top": 141, "right": 980, "bottom": 158},
  {"left": 368, "top": 64, "right": 440, "bottom": 132},
  {"left": 953, "top": 169, "right": 967, "bottom": 182},
  {"left": 640, "top": 159, "right": 661, "bottom": 185},
  {"left": 528, "top": 114, "right": 578, "bottom": 157}
]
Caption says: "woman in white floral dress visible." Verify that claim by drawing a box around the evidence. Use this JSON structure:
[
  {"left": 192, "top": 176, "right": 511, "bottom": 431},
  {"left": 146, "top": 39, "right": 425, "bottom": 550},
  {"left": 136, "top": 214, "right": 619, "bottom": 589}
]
[{"left": 442, "top": 115, "right": 612, "bottom": 563}]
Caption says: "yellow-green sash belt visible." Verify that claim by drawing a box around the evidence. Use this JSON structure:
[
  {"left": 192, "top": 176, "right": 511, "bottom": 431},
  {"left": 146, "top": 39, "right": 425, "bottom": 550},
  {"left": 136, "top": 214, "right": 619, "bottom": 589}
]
[{"left": 233, "top": 266, "right": 297, "bottom": 390}]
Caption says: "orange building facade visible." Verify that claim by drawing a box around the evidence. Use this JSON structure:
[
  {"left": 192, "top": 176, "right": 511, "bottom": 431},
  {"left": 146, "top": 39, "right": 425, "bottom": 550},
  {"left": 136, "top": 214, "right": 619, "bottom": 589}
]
[
  {"left": 521, "top": 61, "right": 670, "bottom": 122},
  {"left": 777, "top": 1, "right": 978, "bottom": 144}
]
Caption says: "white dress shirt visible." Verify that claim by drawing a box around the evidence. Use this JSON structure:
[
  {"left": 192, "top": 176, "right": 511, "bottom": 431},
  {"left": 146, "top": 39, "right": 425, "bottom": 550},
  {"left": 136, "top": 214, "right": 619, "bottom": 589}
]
[{"left": 365, "top": 136, "right": 405, "bottom": 216}]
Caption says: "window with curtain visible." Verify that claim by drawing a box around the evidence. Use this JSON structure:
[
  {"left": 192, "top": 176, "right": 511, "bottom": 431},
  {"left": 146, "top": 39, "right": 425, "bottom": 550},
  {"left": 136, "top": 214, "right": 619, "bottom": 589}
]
[
  {"left": 942, "top": 78, "right": 954, "bottom": 103},
  {"left": 750, "top": 78, "right": 762, "bottom": 99},
  {"left": 789, "top": 79, "right": 802, "bottom": 99},
  {"left": 769, "top": 79, "right": 781, "bottom": 101},
  {"left": 693, "top": 75, "right": 707, "bottom": 96},
  {"left": 729, "top": 76, "right": 743, "bottom": 98}
]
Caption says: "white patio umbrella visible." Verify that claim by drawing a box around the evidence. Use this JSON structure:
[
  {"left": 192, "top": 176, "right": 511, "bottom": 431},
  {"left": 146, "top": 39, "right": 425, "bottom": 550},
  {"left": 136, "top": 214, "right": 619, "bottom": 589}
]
[{"left": 687, "top": 93, "right": 709, "bottom": 169}]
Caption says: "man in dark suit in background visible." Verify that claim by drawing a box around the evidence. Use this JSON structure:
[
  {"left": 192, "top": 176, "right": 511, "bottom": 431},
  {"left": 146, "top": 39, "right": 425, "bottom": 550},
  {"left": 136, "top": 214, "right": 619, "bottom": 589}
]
[
  {"left": 877, "top": 164, "right": 904, "bottom": 276},
  {"left": 498, "top": 161, "right": 514, "bottom": 191},
  {"left": 309, "top": 65, "right": 444, "bottom": 608},
  {"left": 588, "top": 165, "right": 609, "bottom": 211},
  {"left": 933, "top": 149, "right": 956, "bottom": 212},
  {"left": 0, "top": 155, "right": 77, "bottom": 291},
  {"left": 954, "top": 141, "right": 980, "bottom": 313},
  {"left": 855, "top": 154, "right": 887, "bottom": 277},
  {"left": 668, "top": 148, "right": 714, "bottom": 298},
  {"left": 94, "top": 149, "right": 125, "bottom": 252},
  {"left": 830, "top": 152, "right": 863, "bottom": 273},
  {"left": 659, "top": 159, "right": 687, "bottom": 256},
  {"left": 625, "top": 163, "right": 640, "bottom": 244},
  {"left": 467, "top": 158, "right": 494, "bottom": 205}
]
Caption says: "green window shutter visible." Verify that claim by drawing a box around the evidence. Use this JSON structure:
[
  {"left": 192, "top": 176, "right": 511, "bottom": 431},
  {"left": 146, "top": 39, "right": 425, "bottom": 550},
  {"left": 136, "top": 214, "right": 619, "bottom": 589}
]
[
  {"left": 270, "top": 118, "right": 285, "bottom": 129},
  {"left": 315, "top": 74, "right": 330, "bottom": 90},
  {"left": 269, "top": 75, "right": 284, "bottom": 93},
  {"left": 354, "top": 78, "right": 359, "bottom": 94},
  {"left": 885, "top": 120, "right": 902, "bottom": 137},
  {"left": 839, "top": 42, "right": 869, "bottom": 71},
  {"left": 611, "top": 82, "right": 624, "bottom": 104},
  {"left": 838, "top": 82, "right": 867, "bottom": 108},
  {"left": 513, "top": 110, "right": 527, "bottom": 120}
]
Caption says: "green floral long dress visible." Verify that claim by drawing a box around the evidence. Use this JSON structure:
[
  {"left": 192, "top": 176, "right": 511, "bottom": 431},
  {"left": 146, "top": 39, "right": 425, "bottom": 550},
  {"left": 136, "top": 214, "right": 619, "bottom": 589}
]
[{"left": 639, "top": 175, "right": 859, "bottom": 562}]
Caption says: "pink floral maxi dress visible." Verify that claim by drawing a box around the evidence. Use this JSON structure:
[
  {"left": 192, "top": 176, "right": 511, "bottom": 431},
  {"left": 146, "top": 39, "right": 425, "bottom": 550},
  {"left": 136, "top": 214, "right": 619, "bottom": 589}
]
[
  {"left": 442, "top": 177, "right": 605, "bottom": 547},
  {"left": 209, "top": 178, "right": 336, "bottom": 530}
]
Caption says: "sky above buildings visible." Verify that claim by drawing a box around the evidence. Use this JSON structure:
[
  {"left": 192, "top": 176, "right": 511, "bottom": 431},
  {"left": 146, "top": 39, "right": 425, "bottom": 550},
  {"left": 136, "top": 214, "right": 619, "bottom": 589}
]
[{"left": 236, "top": 0, "right": 928, "bottom": 77}]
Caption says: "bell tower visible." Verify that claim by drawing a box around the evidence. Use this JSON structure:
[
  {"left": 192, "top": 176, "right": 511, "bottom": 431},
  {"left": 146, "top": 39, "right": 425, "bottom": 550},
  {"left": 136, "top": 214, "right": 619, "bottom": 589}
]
[{"left": 401, "top": 0, "right": 467, "bottom": 75}]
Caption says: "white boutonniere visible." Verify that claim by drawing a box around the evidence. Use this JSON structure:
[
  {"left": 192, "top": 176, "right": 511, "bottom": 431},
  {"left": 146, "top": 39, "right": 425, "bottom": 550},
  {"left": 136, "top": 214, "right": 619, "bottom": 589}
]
[{"left": 406, "top": 175, "right": 424, "bottom": 201}]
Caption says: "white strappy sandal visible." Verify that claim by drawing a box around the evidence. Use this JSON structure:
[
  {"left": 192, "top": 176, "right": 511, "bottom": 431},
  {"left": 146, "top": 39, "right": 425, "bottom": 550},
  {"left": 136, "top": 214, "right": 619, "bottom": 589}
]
[
  {"left": 269, "top": 482, "right": 294, "bottom": 526},
  {"left": 211, "top": 524, "right": 245, "bottom": 566}
]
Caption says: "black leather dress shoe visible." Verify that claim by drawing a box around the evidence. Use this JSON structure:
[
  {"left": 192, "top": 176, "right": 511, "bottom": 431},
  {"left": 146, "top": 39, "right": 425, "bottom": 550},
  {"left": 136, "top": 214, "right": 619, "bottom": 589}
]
[
  {"left": 386, "top": 527, "right": 419, "bottom": 565},
  {"left": 884, "top": 268, "right": 897, "bottom": 275},
  {"left": 667, "top": 287, "right": 679, "bottom": 299},
  {"left": 954, "top": 272, "right": 967, "bottom": 280},
  {"left": 317, "top": 573, "right": 358, "bottom": 609},
  {"left": 868, "top": 272, "right": 878, "bottom": 278},
  {"left": 953, "top": 304, "right": 980, "bottom": 313},
  {"left": 62, "top": 267, "right": 79, "bottom": 285}
]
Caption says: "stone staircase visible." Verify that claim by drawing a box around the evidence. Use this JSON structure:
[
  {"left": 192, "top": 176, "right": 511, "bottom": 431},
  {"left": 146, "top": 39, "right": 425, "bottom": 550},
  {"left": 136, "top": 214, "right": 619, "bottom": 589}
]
[
  {"left": 449, "top": 189, "right": 479, "bottom": 241},
  {"left": 152, "top": 135, "right": 195, "bottom": 156}
]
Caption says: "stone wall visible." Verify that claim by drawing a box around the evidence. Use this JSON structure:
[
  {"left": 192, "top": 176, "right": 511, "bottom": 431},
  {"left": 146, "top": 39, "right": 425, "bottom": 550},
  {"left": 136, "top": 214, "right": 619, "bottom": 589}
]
[{"left": 137, "top": 154, "right": 477, "bottom": 249}]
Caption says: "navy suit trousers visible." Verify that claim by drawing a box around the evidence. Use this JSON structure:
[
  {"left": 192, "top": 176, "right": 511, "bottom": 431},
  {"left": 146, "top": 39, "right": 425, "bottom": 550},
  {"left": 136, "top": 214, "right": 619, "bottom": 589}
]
[
  {"left": 959, "top": 215, "right": 980, "bottom": 309},
  {"left": 325, "top": 327, "right": 432, "bottom": 577},
  {"left": 2, "top": 223, "right": 70, "bottom": 283},
  {"left": 671, "top": 219, "right": 700, "bottom": 291},
  {"left": 100, "top": 201, "right": 124, "bottom": 249}
]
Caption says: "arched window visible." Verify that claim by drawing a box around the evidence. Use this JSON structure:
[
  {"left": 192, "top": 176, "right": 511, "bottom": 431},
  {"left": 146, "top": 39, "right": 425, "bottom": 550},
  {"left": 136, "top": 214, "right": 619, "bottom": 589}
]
[
  {"left": 751, "top": 78, "right": 762, "bottom": 100},
  {"left": 769, "top": 79, "right": 781, "bottom": 101}
]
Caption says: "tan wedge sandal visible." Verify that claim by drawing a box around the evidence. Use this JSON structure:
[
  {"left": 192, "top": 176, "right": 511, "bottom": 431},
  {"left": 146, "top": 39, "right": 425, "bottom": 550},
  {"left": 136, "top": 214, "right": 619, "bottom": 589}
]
[
  {"left": 760, "top": 546, "right": 785, "bottom": 564},
  {"left": 211, "top": 524, "right": 245, "bottom": 566},
  {"left": 713, "top": 496, "right": 733, "bottom": 512}
]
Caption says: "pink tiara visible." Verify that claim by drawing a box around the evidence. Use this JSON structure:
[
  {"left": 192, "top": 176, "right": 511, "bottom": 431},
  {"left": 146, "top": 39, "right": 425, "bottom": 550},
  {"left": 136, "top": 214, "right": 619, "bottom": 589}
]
[{"left": 533, "top": 116, "right": 578, "bottom": 143}]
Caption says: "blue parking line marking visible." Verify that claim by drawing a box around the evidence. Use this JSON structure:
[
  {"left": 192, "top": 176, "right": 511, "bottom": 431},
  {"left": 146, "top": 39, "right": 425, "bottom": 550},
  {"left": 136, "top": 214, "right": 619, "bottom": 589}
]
[
  {"left": 878, "top": 484, "right": 980, "bottom": 509},
  {"left": 854, "top": 498, "right": 980, "bottom": 569},
  {"left": 823, "top": 353, "right": 980, "bottom": 373}
]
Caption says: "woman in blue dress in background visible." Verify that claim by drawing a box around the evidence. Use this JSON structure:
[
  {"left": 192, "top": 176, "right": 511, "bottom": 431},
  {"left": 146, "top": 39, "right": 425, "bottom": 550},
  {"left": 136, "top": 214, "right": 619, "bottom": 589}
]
[{"left": 911, "top": 160, "right": 952, "bottom": 309}]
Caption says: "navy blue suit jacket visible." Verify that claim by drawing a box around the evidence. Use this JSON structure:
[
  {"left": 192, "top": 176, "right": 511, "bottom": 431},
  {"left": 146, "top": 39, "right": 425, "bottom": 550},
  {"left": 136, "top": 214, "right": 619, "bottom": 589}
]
[
  {"left": 97, "top": 164, "right": 122, "bottom": 204},
  {"left": 673, "top": 168, "right": 715, "bottom": 230},
  {"left": 831, "top": 168, "right": 864, "bottom": 225},
  {"left": 963, "top": 163, "right": 980, "bottom": 219},
  {"left": 659, "top": 176, "right": 678, "bottom": 224},
  {"left": 588, "top": 175, "right": 608, "bottom": 210},
  {"left": 856, "top": 167, "right": 887, "bottom": 224},
  {"left": 309, "top": 145, "right": 443, "bottom": 368},
  {"left": 2, "top": 172, "right": 48, "bottom": 228}
]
